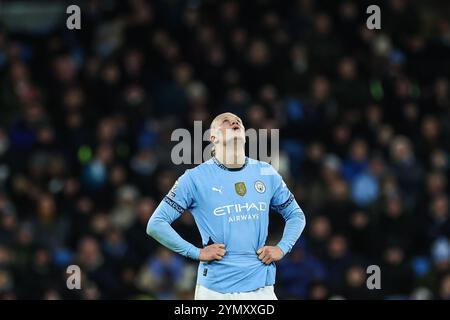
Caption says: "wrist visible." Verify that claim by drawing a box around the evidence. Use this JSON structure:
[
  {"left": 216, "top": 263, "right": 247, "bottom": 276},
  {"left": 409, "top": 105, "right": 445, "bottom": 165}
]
[
  {"left": 188, "top": 246, "right": 202, "bottom": 260},
  {"left": 276, "top": 244, "right": 288, "bottom": 257}
]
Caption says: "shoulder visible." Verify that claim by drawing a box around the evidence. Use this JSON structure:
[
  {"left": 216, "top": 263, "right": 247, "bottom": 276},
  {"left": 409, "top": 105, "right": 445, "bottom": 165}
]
[
  {"left": 247, "top": 157, "right": 279, "bottom": 177},
  {"left": 247, "top": 157, "right": 274, "bottom": 167},
  {"left": 181, "top": 158, "right": 215, "bottom": 178}
]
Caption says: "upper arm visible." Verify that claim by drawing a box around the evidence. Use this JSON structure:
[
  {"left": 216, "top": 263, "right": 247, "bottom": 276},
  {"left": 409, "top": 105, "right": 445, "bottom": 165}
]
[
  {"left": 269, "top": 167, "right": 294, "bottom": 213},
  {"left": 167, "top": 170, "right": 195, "bottom": 210},
  {"left": 156, "top": 170, "right": 196, "bottom": 224}
]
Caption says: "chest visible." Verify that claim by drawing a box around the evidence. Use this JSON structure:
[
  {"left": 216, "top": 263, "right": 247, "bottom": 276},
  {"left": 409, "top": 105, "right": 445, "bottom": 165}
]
[{"left": 194, "top": 174, "right": 272, "bottom": 212}]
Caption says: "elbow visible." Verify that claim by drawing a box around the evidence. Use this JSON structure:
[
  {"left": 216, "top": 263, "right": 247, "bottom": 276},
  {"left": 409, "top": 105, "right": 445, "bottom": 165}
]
[
  {"left": 146, "top": 218, "right": 158, "bottom": 238},
  {"left": 290, "top": 208, "right": 306, "bottom": 233},
  {"left": 300, "top": 209, "right": 306, "bottom": 224},
  {"left": 288, "top": 207, "right": 306, "bottom": 223},
  {"left": 299, "top": 210, "right": 306, "bottom": 233}
]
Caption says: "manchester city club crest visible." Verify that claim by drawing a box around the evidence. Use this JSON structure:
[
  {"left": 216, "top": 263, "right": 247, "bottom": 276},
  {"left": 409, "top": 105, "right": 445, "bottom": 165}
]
[
  {"left": 234, "top": 182, "right": 246, "bottom": 196},
  {"left": 255, "top": 180, "right": 266, "bottom": 193}
]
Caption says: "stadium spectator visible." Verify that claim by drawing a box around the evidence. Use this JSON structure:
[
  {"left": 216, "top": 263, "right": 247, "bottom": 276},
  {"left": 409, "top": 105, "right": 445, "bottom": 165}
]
[{"left": 0, "top": 0, "right": 449, "bottom": 299}]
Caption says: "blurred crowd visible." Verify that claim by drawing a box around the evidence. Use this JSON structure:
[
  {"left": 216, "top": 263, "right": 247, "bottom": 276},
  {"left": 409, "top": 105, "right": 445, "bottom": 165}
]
[{"left": 1, "top": 0, "right": 450, "bottom": 299}]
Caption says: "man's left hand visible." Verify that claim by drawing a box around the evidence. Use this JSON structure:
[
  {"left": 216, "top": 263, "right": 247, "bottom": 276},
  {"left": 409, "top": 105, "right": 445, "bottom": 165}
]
[{"left": 257, "top": 246, "right": 285, "bottom": 265}]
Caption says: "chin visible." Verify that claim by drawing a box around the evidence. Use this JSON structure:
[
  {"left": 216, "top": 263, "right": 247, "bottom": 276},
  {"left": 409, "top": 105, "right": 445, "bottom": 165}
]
[{"left": 225, "top": 135, "right": 245, "bottom": 145}]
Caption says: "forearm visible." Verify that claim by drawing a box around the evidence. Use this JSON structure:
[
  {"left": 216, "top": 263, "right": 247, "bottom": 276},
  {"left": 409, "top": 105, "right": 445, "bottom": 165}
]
[
  {"left": 146, "top": 202, "right": 201, "bottom": 260},
  {"left": 277, "top": 202, "right": 306, "bottom": 255}
]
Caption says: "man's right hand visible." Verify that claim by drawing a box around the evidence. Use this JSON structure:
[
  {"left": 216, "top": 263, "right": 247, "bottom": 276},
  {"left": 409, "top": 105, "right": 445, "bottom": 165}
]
[{"left": 199, "top": 243, "right": 226, "bottom": 261}]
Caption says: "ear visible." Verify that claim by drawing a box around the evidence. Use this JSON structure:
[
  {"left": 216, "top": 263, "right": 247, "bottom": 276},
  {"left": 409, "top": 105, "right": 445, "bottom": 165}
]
[{"left": 210, "top": 126, "right": 219, "bottom": 144}]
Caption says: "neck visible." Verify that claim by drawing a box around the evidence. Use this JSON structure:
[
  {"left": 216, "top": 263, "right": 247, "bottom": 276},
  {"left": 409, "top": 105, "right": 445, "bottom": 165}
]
[{"left": 214, "top": 140, "right": 246, "bottom": 169}]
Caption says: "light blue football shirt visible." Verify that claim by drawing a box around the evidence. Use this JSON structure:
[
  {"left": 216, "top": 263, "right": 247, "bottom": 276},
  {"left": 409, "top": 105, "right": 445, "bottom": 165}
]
[{"left": 147, "top": 157, "right": 306, "bottom": 293}]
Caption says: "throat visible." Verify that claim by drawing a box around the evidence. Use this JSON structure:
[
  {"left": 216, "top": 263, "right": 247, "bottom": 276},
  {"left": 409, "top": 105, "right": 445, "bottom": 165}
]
[
  {"left": 214, "top": 153, "right": 246, "bottom": 169},
  {"left": 213, "top": 141, "right": 246, "bottom": 169}
]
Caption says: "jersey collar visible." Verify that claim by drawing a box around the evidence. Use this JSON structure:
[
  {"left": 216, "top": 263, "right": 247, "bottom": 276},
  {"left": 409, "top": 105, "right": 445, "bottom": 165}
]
[{"left": 212, "top": 157, "right": 248, "bottom": 171}]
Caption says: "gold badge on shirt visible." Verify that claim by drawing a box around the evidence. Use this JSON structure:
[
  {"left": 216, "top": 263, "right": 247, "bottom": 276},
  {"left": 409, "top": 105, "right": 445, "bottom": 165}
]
[{"left": 235, "top": 182, "right": 246, "bottom": 196}]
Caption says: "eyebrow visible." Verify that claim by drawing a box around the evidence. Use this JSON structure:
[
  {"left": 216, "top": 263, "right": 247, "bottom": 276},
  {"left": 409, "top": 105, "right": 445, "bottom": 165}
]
[{"left": 221, "top": 117, "right": 241, "bottom": 123}]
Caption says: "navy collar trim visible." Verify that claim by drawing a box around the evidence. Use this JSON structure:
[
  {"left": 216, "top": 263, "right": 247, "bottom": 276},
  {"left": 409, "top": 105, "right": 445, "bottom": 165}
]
[{"left": 212, "top": 157, "right": 248, "bottom": 171}]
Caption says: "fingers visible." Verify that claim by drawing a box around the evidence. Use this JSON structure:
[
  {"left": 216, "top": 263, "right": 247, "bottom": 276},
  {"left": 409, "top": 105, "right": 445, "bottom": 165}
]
[
  {"left": 257, "top": 246, "right": 267, "bottom": 256},
  {"left": 215, "top": 249, "right": 226, "bottom": 260},
  {"left": 203, "top": 244, "right": 226, "bottom": 261},
  {"left": 211, "top": 244, "right": 226, "bottom": 260},
  {"left": 262, "top": 256, "right": 273, "bottom": 264},
  {"left": 258, "top": 247, "right": 267, "bottom": 261},
  {"left": 258, "top": 247, "right": 275, "bottom": 264}
]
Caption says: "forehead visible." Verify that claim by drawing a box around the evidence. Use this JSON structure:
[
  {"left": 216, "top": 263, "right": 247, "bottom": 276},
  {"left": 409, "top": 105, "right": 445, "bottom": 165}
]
[{"left": 212, "top": 113, "right": 242, "bottom": 126}]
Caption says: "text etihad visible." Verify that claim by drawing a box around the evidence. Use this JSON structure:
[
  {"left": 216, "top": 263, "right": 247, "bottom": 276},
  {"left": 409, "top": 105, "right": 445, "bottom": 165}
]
[{"left": 213, "top": 202, "right": 268, "bottom": 216}]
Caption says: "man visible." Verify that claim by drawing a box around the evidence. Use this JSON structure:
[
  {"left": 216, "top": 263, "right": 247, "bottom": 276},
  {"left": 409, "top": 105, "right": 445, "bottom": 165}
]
[{"left": 147, "top": 112, "right": 306, "bottom": 299}]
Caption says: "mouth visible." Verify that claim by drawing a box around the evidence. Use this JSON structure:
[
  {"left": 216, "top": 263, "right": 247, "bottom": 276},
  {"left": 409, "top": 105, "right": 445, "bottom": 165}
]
[{"left": 232, "top": 125, "right": 241, "bottom": 131}]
